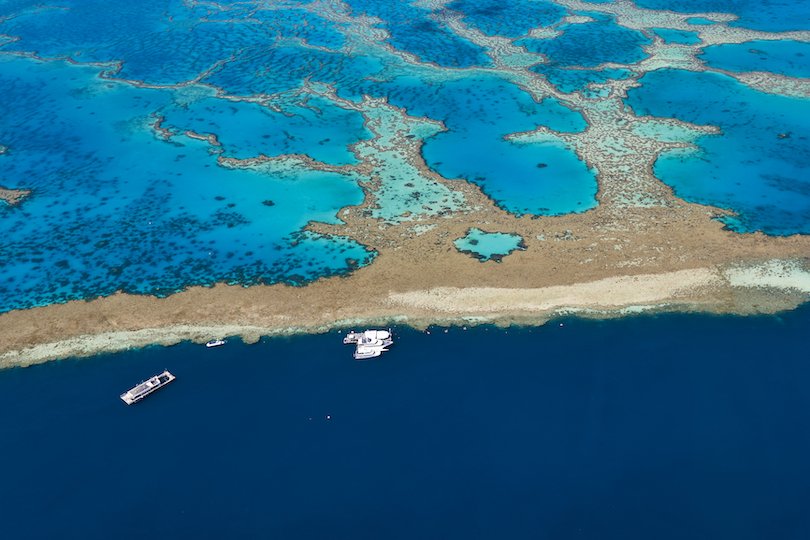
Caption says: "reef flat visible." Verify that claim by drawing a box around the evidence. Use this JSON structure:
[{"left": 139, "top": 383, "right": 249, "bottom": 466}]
[
  {"left": 0, "top": 186, "right": 30, "bottom": 206},
  {"left": 3, "top": 195, "right": 809, "bottom": 367},
  {"left": 0, "top": 0, "right": 808, "bottom": 365}
]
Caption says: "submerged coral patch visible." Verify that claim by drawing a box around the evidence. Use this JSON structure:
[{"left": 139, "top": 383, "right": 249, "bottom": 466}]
[
  {"left": 161, "top": 95, "right": 370, "bottom": 165},
  {"left": 0, "top": 56, "right": 373, "bottom": 312}
]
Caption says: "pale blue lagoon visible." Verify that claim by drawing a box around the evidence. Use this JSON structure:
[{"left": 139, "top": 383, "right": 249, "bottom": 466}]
[
  {"left": 454, "top": 228, "right": 525, "bottom": 262},
  {"left": 684, "top": 17, "right": 718, "bottom": 26}
]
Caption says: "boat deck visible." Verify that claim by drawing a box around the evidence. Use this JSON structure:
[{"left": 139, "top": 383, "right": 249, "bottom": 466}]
[{"left": 120, "top": 370, "right": 175, "bottom": 405}]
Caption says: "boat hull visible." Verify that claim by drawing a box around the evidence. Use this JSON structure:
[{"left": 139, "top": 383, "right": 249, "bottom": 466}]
[
  {"left": 120, "top": 371, "right": 176, "bottom": 405},
  {"left": 344, "top": 329, "right": 394, "bottom": 360}
]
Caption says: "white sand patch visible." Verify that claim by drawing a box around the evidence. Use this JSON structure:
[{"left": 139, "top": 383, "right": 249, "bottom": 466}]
[
  {"left": 388, "top": 268, "right": 722, "bottom": 314},
  {"left": 725, "top": 259, "right": 810, "bottom": 293}
]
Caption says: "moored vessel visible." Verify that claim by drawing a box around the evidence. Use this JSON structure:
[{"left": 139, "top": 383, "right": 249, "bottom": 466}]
[
  {"left": 206, "top": 339, "right": 226, "bottom": 348},
  {"left": 120, "top": 370, "right": 176, "bottom": 405},
  {"left": 344, "top": 329, "right": 394, "bottom": 360}
]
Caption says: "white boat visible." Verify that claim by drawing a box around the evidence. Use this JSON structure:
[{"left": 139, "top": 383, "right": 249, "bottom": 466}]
[
  {"left": 354, "top": 344, "right": 386, "bottom": 360},
  {"left": 206, "top": 339, "right": 226, "bottom": 348},
  {"left": 344, "top": 329, "right": 393, "bottom": 360},
  {"left": 343, "top": 329, "right": 392, "bottom": 345},
  {"left": 120, "top": 370, "right": 175, "bottom": 405}
]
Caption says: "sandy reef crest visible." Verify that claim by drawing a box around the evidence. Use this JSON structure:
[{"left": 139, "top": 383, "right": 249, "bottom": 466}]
[
  {"left": 0, "top": 186, "right": 30, "bottom": 206},
  {"left": 1, "top": 253, "right": 809, "bottom": 369}
]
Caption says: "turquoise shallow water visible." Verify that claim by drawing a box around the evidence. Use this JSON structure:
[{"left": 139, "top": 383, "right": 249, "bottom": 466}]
[
  {"left": 0, "top": 0, "right": 809, "bottom": 307},
  {"left": 519, "top": 12, "right": 651, "bottom": 67},
  {"left": 336, "top": 72, "right": 597, "bottom": 216},
  {"left": 0, "top": 0, "right": 604, "bottom": 312},
  {"left": 701, "top": 40, "right": 810, "bottom": 79},
  {"left": 634, "top": 0, "right": 810, "bottom": 32},
  {"left": 454, "top": 228, "right": 525, "bottom": 262},
  {"left": 343, "top": 0, "right": 491, "bottom": 67},
  {"left": 160, "top": 95, "right": 369, "bottom": 165},
  {"left": 519, "top": 12, "right": 649, "bottom": 95},
  {"left": 449, "top": 0, "right": 566, "bottom": 38},
  {"left": 626, "top": 69, "right": 810, "bottom": 235},
  {"left": 685, "top": 17, "right": 717, "bottom": 26},
  {"left": 414, "top": 76, "right": 597, "bottom": 216},
  {"left": 652, "top": 28, "right": 701, "bottom": 45},
  {"left": 537, "top": 67, "right": 634, "bottom": 94},
  {"left": 0, "top": 57, "right": 373, "bottom": 311}
]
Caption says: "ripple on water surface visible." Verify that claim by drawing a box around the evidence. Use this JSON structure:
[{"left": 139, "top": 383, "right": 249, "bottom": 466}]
[{"left": 626, "top": 69, "right": 810, "bottom": 235}]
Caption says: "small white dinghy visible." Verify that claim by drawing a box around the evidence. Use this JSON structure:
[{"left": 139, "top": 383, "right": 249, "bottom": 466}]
[{"left": 206, "top": 339, "right": 226, "bottom": 348}]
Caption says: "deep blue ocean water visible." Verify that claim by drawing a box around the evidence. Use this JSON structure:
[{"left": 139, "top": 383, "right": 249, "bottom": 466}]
[{"left": 2, "top": 306, "right": 810, "bottom": 539}]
